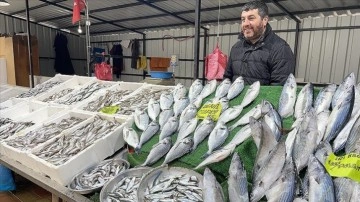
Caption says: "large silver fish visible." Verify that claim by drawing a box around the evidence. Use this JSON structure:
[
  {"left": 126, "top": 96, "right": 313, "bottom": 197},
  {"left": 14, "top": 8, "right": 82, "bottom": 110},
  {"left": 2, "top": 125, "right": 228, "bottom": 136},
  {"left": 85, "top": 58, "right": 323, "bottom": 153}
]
[
  {"left": 261, "top": 100, "right": 282, "bottom": 130},
  {"left": 189, "top": 79, "right": 203, "bottom": 102},
  {"left": 317, "top": 110, "right": 330, "bottom": 143},
  {"left": 147, "top": 98, "right": 160, "bottom": 121},
  {"left": 215, "top": 78, "right": 232, "bottom": 99},
  {"left": 219, "top": 97, "right": 230, "bottom": 113},
  {"left": 159, "top": 116, "right": 179, "bottom": 140},
  {"left": 265, "top": 157, "right": 296, "bottom": 202},
  {"left": 294, "top": 83, "right": 314, "bottom": 119},
  {"left": 314, "top": 84, "right": 337, "bottom": 114},
  {"left": 173, "top": 96, "right": 190, "bottom": 117},
  {"left": 240, "top": 81, "right": 260, "bottom": 108},
  {"left": 278, "top": 73, "right": 297, "bottom": 118},
  {"left": 251, "top": 140, "right": 286, "bottom": 202},
  {"left": 133, "top": 108, "right": 149, "bottom": 131},
  {"left": 200, "top": 79, "right": 217, "bottom": 99},
  {"left": 323, "top": 86, "right": 354, "bottom": 142},
  {"left": 162, "top": 137, "right": 193, "bottom": 165},
  {"left": 334, "top": 178, "right": 354, "bottom": 202},
  {"left": 176, "top": 118, "right": 198, "bottom": 142},
  {"left": 141, "top": 137, "right": 172, "bottom": 166},
  {"left": 123, "top": 126, "right": 139, "bottom": 149},
  {"left": 332, "top": 72, "right": 355, "bottom": 109},
  {"left": 195, "top": 143, "right": 236, "bottom": 169},
  {"left": 192, "top": 116, "right": 215, "bottom": 151},
  {"left": 351, "top": 180, "right": 360, "bottom": 202},
  {"left": 314, "top": 141, "right": 332, "bottom": 166},
  {"left": 249, "top": 116, "right": 263, "bottom": 149},
  {"left": 217, "top": 106, "right": 243, "bottom": 125},
  {"left": 227, "top": 124, "right": 252, "bottom": 147},
  {"left": 135, "top": 120, "right": 159, "bottom": 153},
  {"left": 158, "top": 108, "right": 174, "bottom": 129},
  {"left": 179, "top": 104, "right": 197, "bottom": 129},
  {"left": 204, "top": 122, "right": 229, "bottom": 158},
  {"left": 228, "top": 153, "right": 249, "bottom": 202},
  {"left": 229, "top": 104, "right": 262, "bottom": 131},
  {"left": 345, "top": 114, "right": 360, "bottom": 153},
  {"left": 159, "top": 92, "right": 174, "bottom": 110},
  {"left": 333, "top": 109, "right": 360, "bottom": 153},
  {"left": 173, "top": 83, "right": 187, "bottom": 102},
  {"left": 203, "top": 167, "right": 225, "bottom": 202},
  {"left": 308, "top": 155, "right": 335, "bottom": 202},
  {"left": 227, "top": 76, "right": 245, "bottom": 100},
  {"left": 285, "top": 128, "right": 297, "bottom": 158}
]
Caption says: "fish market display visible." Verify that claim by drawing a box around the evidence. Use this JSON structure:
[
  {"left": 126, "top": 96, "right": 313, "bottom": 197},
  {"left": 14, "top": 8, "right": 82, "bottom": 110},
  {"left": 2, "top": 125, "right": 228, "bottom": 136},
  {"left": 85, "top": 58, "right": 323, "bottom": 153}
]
[
  {"left": 278, "top": 73, "right": 297, "bottom": 118},
  {"left": 42, "top": 88, "right": 74, "bottom": 102},
  {"left": 56, "top": 82, "right": 111, "bottom": 105},
  {"left": 139, "top": 166, "right": 204, "bottom": 202},
  {"left": 33, "top": 116, "right": 121, "bottom": 165},
  {"left": 115, "top": 88, "right": 172, "bottom": 115},
  {"left": 16, "top": 80, "right": 63, "bottom": 98},
  {"left": 83, "top": 89, "right": 132, "bottom": 112},
  {"left": 69, "top": 159, "right": 128, "bottom": 192},
  {"left": 0, "top": 121, "right": 35, "bottom": 140},
  {"left": 5, "top": 117, "right": 85, "bottom": 150}
]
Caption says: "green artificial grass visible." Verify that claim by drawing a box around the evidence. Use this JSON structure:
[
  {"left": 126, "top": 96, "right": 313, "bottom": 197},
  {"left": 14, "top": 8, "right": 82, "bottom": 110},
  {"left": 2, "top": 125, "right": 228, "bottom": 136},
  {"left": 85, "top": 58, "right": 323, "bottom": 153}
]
[{"left": 125, "top": 84, "right": 321, "bottom": 202}]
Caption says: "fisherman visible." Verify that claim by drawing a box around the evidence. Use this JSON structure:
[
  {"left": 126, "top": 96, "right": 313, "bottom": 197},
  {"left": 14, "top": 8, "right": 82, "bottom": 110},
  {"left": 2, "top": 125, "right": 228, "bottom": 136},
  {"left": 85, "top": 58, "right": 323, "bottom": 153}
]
[{"left": 223, "top": 0, "right": 295, "bottom": 85}]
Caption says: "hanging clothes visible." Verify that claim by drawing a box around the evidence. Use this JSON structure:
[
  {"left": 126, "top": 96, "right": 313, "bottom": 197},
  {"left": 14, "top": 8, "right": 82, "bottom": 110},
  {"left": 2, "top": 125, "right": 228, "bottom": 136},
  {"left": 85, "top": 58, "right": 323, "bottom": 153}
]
[
  {"left": 137, "top": 56, "right": 147, "bottom": 70},
  {"left": 131, "top": 39, "right": 140, "bottom": 69},
  {"left": 110, "top": 44, "right": 123, "bottom": 78},
  {"left": 53, "top": 33, "right": 75, "bottom": 75}
]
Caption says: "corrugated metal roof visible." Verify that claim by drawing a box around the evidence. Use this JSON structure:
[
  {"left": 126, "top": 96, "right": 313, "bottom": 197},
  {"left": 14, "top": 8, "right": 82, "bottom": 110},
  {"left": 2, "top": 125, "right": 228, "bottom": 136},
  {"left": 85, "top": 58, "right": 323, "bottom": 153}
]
[{"left": 0, "top": 0, "right": 359, "bottom": 35}]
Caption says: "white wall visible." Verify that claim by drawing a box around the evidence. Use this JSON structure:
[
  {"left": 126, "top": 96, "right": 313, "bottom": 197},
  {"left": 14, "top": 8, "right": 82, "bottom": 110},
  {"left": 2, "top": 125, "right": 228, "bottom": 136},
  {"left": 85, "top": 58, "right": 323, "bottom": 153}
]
[
  {"left": 0, "top": 14, "right": 86, "bottom": 77},
  {"left": 92, "top": 15, "right": 360, "bottom": 86}
]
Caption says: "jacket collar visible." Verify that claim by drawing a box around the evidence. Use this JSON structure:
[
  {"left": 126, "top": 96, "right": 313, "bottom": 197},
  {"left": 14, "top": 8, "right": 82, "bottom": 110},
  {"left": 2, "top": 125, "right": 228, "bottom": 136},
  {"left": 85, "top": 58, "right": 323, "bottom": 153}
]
[{"left": 238, "top": 23, "right": 272, "bottom": 45}]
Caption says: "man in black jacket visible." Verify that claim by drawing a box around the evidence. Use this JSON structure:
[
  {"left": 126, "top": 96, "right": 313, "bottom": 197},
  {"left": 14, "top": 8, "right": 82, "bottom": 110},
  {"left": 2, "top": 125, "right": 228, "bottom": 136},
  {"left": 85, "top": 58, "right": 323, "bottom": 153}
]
[{"left": 224, "top": 1, "right": 295, "bottom": 85}]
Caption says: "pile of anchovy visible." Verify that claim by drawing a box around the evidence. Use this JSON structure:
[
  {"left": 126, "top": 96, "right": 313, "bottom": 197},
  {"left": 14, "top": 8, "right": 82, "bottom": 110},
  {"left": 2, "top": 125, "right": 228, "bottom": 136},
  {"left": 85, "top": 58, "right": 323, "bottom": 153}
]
[
  {"left": 0, "top": 117, "right": 12, "bottom": 125},
  {"left": 5, "top": 117, "right": 85, "bottom": 150},
  {"left": 33, "top": 116, "right": 121, "bottom": 165},
  {"left": 116, "top": 88, "right": 172, "bottom": 115},
  {"left": 144, "top": 174, "right": 203, "bottom": 201},
  {"left": 105, "top": 174, "right": 145, "bottom": 202},
  {"left": 83, "top": 89, "right": 132, "bottom": 112},
  {"left": 56, "top": 82, "right": 112, "bottom": 105},
  {"left": 16, "top": 81, "right": 63, "bottom": 98},
  {"left": 42, "top": 88, "right": 74, "bottom": 102},
  {"left": 0, "top": 121, "right": 35, "bottom": 140},
  {"left": 71, "top": 160, "right": 128, "bottom": 190}
]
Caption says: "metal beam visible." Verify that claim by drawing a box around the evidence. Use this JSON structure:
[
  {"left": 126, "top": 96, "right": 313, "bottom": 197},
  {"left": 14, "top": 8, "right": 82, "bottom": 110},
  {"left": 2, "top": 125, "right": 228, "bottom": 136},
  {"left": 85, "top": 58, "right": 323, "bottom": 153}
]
[
  {"left": 40, "top": 0, "right": 167, "bottom": 23},
  {"left": 135, "top": 0, "right": 208, "bottom": 30},
  {"left": 193, "top": 0, "right": 201, "bottom": 80},
  {"left": 26, "top": 0, "right": 34, "bottom": 88},
  {"left": 37, "top": 0, "right": 144, "bottom": 35},
  {"left": 10, "top": 0, "right": 67, "bottom": 15},
  {"left": 270, "top": 0, "right": 300, "bottom": 23}
]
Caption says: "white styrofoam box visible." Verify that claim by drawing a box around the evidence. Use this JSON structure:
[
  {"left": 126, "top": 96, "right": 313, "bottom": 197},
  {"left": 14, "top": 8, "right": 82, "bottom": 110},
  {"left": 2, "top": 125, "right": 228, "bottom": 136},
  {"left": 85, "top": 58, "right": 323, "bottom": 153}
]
[
  {"left": 0, "top": 98, "right": 24, "bottom": 111},
  {"left": 0, "top": 86, "right": 30, "bottom": 102},
  {"left": 0, "top": 110, "right": 93, "bottom": 169},
  {"left": 74, "top": 81, "right": 145, "bottom": 113},
  {"left": 0, "top": 84, "right": 11, "bottom": 92},
  {"left": 0, "top": 100, "right": 47, "bottom": 120},
  {"left": 27, "top": 114, "right": 127, "bottom": 186},
  {"left": 34, "top": 75, "right": 94, "bottom": 103}
]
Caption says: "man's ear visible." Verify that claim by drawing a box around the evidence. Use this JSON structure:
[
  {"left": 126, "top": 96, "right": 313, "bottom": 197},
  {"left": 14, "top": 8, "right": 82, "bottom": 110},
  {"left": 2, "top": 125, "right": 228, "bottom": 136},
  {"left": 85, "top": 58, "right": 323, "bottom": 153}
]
[{"left": 263, "top": 16, "right": 269, "bottom": 25}]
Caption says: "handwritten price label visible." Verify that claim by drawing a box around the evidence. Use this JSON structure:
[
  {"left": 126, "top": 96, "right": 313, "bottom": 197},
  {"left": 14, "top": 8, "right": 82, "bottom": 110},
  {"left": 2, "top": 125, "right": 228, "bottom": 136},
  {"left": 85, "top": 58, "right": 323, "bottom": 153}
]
[
  {"left": 325, "top": 153, "right": 360, "bottom": 182},
  {"left": 196, "top": 103, "right": 222, "bottom": 121}
]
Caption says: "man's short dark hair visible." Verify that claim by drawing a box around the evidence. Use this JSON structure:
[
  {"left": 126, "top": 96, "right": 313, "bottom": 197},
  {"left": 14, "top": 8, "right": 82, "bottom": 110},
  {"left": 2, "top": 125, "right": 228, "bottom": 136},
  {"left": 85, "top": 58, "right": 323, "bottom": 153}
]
[{"left": 241, "top": 1, "right": 269, "bottom": 19}]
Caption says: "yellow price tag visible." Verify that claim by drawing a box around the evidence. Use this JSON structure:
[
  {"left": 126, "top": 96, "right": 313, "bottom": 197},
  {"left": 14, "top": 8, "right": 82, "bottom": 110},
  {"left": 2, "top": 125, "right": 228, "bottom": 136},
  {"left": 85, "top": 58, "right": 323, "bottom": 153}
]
[
  {"left": 100, "top": 106, "right": 120, "bottom": 114},
  {"left": 196, "top": 103, "right": 222, "bottom": 121},
  {"left": 325, "top": 153, "right": 360, "bottom": 183}
]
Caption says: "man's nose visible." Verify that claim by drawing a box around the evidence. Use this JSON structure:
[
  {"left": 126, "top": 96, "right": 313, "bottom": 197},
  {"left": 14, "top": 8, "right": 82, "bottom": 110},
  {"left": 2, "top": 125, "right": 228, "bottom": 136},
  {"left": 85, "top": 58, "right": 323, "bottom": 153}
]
[{"left": 242, "top": 19, "right": 250, "bottom": 26}]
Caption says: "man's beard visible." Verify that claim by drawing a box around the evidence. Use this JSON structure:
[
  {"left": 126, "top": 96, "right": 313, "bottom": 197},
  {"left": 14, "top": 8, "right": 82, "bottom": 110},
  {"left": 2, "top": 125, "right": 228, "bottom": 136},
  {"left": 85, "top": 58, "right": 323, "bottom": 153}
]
[{"left": 243, "top": 23, "right": 265, "bottom": 42}]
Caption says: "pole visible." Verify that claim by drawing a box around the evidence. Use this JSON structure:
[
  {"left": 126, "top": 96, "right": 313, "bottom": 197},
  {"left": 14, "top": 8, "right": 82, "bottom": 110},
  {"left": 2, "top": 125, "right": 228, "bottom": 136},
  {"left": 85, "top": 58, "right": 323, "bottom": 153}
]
[
  {"left": 193, "top": 0, "right": 201, "bottom": 80},
  {"left": 202, "top": 29, "right": 208, "bottom": 85},
  {"left": 85, "top": 1, "right": 91, "bottom": 76},
  {"left": 25, "top": 0, "right": 34, "bottom": 88}
]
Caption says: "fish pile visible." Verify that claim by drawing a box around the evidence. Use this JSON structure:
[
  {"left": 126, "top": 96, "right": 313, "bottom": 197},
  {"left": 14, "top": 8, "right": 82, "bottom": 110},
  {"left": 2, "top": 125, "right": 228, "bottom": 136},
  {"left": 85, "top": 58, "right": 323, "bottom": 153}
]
[
  {"left": 0, "top": 106, "right": 8, "bottom": 110},
  {"left": 83, "top": 89, "right": 132, "bottom": 112},
  {"left": 115, "top": 88, "right": 172, "bottom": 115},
  {"left": 105, "top": 174, "right": 145, "bottom": 201},
  {"left": 33, "top": 116, "right": 121, "bottom": 165},
  {"left": 42, "top": 88, "right": 74, "bottom": 102},
  {"left": 143, "top": 173, "right": 203, "bottom": 201},
  {"left": 71, "top": 160, "right": 128, "bottom": 191},
  {"left": 0, "top": 117, "right": 12, "bottom": 125},
  {"left": 5, "top": 117, "right": 85, "bottom": 150},
  {"left": 16, "top": 81, "right": 63, "bottom": 98},
  {"left": 56, "top": 82, "right": 111, "bottom": 105},
  {"left": 0, "top": 121, "right": 35, "bottom": 140}
]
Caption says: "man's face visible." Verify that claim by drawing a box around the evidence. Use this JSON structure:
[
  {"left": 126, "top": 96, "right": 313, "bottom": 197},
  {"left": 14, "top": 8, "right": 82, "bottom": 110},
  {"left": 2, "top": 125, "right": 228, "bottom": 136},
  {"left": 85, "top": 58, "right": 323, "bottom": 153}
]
[{"left": 241, "top": 9, "right": 268, "bottom": 42}]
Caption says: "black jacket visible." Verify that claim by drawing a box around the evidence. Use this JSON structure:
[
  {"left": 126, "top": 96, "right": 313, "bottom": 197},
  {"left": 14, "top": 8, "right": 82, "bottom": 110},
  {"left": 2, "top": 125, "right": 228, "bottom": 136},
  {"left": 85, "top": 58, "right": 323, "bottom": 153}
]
[{"left": 223, "top": 24, "right": 295, "bottom": 85}]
